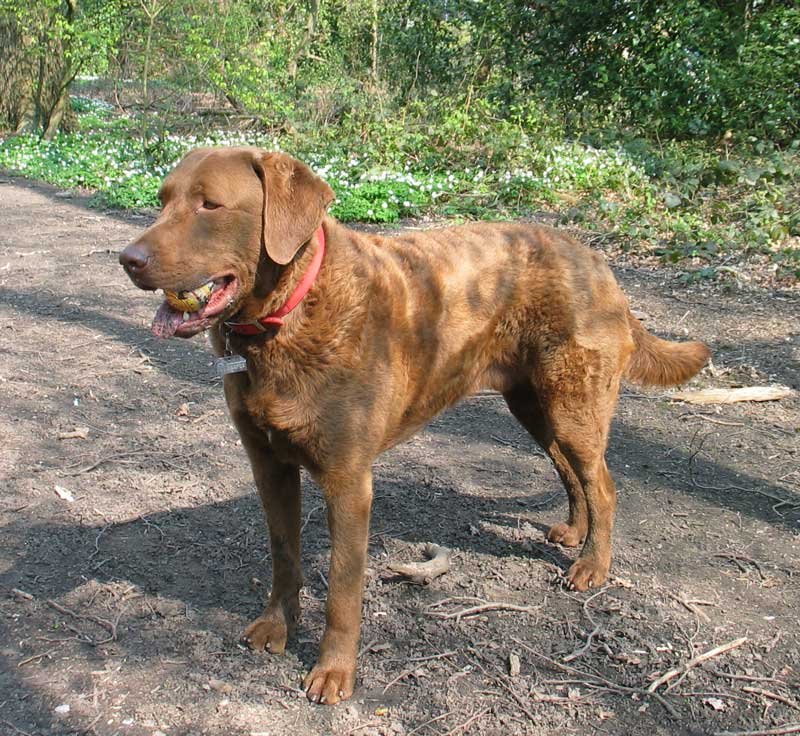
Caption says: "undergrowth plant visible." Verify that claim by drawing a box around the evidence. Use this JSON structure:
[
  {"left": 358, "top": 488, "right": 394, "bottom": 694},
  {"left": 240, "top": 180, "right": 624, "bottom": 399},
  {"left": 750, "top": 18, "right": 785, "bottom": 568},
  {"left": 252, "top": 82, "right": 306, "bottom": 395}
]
[{"left": 0, "top": 97, "right": 797, "bottom": 281}]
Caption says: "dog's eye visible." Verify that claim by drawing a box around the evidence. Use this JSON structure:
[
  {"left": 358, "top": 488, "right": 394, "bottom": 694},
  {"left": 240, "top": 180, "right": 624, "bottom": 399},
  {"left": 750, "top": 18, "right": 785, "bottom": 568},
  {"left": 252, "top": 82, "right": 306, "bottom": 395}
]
[{"left": 201, "top": 200, "right": 221, "bottom": 210}]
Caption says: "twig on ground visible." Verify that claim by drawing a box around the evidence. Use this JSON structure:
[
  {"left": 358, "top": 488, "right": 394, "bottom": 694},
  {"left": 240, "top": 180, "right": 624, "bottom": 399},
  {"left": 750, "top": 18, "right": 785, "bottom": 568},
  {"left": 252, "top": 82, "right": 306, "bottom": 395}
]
[
  {"left": 46, "top": 599, "right": 119, "bottom": 646},
  {"left": 742, "top": 687, "right": 800, "bottom": 711},
  {"left": 647, "top": 637, "right": 748, "bottom": 693},
  {"left": 686, "top": 439, "right": 797, "bottom": 510},
  {"left": 344, "top": 722, "right": 382, "bottom": 735},
  {"left": 388, "top": 543, "right": 451, "bottom": 585},
  {"left": 714, "top": 554, "right": 767, "bottom": 580},
  {"left": 139, "top": 515, "right": 165, "bottom": 539},
  {"left": 707, "top": 668, "right": 786, "bottom": 685},
  {"left": 673, "top": 690, "right": 752, "bottom": 704},
  {"left": 407, "top": 710, "right": 454, "bottom": 736},
  {"left": 443, "top": 706, "right": 491, "bottom": 736},
  {"left": 62, "top": 448, "right": 203, "bottom": 476},
  {"left": 426, "top": 599, "right": 540, "bottom": 623},
  {"left": 512, "top": 637, "right": 680, "bottom": 721},
  {"left": 667, "top": 592, "right": 713, "bottom": 622},
  {"left": 525, "top": 491, "right": 560, "bottom": 510},
  {"left": 301, "top": 504, "right": 322, "bottom": 533},
  {"left": 491, "top": 434, "right": 518, "bottom": 447},
  {"left": 672, "top": 386, "right": 795, "bottom": 405},
  {"left": 388, "top": 650, "right": 458, "bottom": 665},
  {"left": 714, "top": 726, "right": 800, "bottom": 736},
  {"left": 88, "top": 524, "right": 109, "bottom": 562},
  {"left": 485, "top": 669, "right": 538, "bottom": 723},
  {"left": 382, "top": 666, "right": 421, "bottom": 694},
  {"left": 563, "top": 587, "right": 609, "bottom": 663},
  {"left": 512, "top": 638, "right": 680, "bottom": 719},
  {"left": 680, "top": 413, "right": 745, "bottom": 427},
  {"left": 17, "top": 651, "right": 51, "bottom": 668}
]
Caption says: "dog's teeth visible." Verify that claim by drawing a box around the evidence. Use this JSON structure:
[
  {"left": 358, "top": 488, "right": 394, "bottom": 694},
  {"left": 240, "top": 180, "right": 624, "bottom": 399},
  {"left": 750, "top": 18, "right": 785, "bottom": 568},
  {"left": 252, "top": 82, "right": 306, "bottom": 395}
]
[{"left": 183, "top": 311, "right": 190, "bottom": 320}]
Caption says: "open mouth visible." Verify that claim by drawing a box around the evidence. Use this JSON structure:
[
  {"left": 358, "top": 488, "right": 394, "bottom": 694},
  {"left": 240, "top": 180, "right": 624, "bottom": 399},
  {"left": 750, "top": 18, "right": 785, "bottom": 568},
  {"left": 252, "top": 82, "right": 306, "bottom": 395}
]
[{"left": 152, "top": 275, "right": 239, "bottom": 338}]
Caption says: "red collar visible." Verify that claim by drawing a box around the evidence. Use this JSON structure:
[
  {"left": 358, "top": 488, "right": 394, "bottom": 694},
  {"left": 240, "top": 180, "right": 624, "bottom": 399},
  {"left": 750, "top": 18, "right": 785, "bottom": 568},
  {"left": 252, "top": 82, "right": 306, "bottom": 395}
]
[{"left": 225, "top": 226, "right": 325, "bottom": 336}]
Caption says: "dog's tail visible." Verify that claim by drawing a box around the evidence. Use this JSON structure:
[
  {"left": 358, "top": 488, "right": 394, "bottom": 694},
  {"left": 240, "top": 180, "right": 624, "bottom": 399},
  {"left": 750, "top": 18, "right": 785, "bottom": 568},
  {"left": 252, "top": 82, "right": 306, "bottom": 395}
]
[{"left": 624, "top": 312, "right": 710, "bottom": 387}]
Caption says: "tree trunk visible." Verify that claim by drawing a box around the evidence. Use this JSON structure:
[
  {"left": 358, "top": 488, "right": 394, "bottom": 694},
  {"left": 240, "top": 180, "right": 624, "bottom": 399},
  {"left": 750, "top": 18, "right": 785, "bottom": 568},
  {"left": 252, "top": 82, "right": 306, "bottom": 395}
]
[
  {"left": 0, "top": 4, "right": 79, "bottom": 137},
  {"left": 44, "top": 83, "right": 72, "bottom": 138},
  {"left": 143, "top": 15, "right": 154, "bottom": 104},
  {"left": 306, "top": 0, "right": 319, "bottom": 37},
  {"left": 370, "top": 0, "right": 378, "bottom": 84}
]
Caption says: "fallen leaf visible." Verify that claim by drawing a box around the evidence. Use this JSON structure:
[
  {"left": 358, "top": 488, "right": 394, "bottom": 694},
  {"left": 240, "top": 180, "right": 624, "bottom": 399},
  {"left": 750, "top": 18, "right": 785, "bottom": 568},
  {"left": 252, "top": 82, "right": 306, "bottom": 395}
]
[
  {"left": 703, "top": 697, "right": 727, "bottom": 711},
  {"left": 508, "top": 652, "right": 521, "bottom": 677}
]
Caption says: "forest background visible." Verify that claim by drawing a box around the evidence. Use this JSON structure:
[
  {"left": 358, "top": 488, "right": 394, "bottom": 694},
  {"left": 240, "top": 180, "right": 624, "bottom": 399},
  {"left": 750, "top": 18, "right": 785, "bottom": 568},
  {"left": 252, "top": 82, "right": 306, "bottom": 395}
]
[{"left": 1, "top": 0, "right": 798, "bottom": 282}]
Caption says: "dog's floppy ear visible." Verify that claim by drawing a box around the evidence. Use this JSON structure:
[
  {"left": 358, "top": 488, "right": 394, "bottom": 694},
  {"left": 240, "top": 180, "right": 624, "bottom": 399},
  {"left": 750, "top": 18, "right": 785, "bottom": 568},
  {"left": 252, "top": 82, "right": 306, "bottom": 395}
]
[{"left": 251, "top": 151, "right": 335, "bottom": 265}]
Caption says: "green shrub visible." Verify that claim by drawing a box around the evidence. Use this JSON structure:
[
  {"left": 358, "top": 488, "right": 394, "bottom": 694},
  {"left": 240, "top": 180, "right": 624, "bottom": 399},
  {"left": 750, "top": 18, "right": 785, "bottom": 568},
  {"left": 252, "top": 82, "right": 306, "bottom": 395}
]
[{"left": 0, "top": 98, "right": 796, "bottom": 283}]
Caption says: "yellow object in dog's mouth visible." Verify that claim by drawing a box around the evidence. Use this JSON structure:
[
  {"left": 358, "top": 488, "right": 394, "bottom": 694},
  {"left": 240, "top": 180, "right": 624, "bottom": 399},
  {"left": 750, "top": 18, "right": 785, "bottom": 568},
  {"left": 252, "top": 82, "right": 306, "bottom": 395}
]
[{"left": 164, "top": 281, "right": 215, "bottom": 312}]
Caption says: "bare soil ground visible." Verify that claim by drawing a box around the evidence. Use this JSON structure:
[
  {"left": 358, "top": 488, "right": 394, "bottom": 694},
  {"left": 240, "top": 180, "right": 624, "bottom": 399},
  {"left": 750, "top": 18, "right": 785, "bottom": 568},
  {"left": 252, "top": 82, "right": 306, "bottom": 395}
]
[{"left": 1, "top": 175, "right": 799, "bottom": 736}]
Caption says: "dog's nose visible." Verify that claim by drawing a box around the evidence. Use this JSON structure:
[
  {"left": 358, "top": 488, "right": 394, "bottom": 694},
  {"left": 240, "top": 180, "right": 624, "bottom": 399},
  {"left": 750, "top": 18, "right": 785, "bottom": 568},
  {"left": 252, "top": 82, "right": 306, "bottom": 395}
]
[{"left": 119, "top": 242, "right": 151, "bottom": 272}]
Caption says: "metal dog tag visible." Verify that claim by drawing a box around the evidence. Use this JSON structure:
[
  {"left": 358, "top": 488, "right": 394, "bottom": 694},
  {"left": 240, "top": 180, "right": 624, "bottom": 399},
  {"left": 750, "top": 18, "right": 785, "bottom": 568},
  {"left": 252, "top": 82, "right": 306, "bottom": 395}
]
[{"left": 214, "top": 354, "right": 248, "bottom": 377}]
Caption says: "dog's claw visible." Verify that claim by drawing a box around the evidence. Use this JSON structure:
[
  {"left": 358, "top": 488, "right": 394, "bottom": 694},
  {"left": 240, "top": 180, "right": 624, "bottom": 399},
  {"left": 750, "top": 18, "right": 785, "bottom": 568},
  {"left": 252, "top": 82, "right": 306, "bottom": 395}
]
[
  {"left": 303, "top": 661, "right": 356, "bottom": 706},
  {"left": 240, "top": 613, "right": 289, "bottom": 654},
  {"left": 566, "top": 556, "right": 609, "bottom": 592}
]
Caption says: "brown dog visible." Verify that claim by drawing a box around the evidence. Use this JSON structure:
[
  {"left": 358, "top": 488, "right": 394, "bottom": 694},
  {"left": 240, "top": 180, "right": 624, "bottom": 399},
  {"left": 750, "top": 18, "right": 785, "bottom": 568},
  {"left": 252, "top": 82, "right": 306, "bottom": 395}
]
[{"left": 120, "top": 147, "right": 710, "bottom": 704}]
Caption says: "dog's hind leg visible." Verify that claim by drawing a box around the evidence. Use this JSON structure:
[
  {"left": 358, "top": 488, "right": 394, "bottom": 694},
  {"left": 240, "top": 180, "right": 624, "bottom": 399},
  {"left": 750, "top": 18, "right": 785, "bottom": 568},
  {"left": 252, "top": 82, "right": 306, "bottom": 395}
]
[
  {"left": 508, "top": 339, "right": 623, "bottom": 590},
  {"left": 538, "top": 346, "right": 621, "bottom": 590},
  {"left": 503, "top": 383, "right": 588, "bottom": 548}
]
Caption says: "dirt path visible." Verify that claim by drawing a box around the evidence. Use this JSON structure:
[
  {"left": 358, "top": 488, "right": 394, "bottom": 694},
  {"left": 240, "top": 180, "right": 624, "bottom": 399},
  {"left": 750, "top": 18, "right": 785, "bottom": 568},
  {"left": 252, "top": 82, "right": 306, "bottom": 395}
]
[{"left": 1, "top": 175, "right": 799, "bottom": 736}]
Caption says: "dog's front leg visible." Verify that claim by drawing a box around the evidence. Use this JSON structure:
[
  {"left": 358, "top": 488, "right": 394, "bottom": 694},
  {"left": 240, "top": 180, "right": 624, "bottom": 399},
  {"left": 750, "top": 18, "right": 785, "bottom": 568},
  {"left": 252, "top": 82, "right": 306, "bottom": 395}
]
[
  {"left": 304, "top": 468, "right": 373, "bottom": 705},
  {"left": 232, "top": 410, "right": 302, "bottom": 655}
]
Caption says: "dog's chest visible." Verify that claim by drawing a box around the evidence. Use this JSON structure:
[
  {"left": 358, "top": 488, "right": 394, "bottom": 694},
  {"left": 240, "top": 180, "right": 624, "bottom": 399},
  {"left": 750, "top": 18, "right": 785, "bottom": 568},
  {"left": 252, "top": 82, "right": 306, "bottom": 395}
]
[{"left": 242, "top": 380, "right": 322, "bottom": 466}]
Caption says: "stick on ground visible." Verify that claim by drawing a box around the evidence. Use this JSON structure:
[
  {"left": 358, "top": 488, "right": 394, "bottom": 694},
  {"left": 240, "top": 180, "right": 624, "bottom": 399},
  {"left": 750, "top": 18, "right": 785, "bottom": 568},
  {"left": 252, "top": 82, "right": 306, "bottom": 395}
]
[
  {"left": 648, "top": 637, "right": 748, "bottom": 693},
  {"left": 672, "top": 386, "right": 795, "bottom": 405},
  {"left": 387, "top": 543, "right": 451, "bottom": 585},
  {"left": 714, "top": 725, "right": 800, "bottom": 736}
]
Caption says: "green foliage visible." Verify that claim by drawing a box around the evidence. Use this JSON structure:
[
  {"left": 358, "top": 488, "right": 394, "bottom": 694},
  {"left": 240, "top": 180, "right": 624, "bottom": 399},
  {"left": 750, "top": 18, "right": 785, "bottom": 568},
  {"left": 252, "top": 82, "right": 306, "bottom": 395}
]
[
  {"left": 0, "top": 0, "right": 125, "bottom": 134},
  {"left": 516, "top": 0, "right": 800, "bottom": 141},
  {"left": 0, "top": 0, "right": 798, "bottom": 282},
  {"left": 0, "top": 100, "right": 796, "bottom": 284}
]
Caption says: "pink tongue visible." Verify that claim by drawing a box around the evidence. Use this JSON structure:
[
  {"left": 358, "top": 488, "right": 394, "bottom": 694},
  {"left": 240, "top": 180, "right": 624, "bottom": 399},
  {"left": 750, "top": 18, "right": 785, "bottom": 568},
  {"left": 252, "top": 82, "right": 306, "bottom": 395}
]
[{"left": 151, "top": 300, "right": 185, "bottom": 338}]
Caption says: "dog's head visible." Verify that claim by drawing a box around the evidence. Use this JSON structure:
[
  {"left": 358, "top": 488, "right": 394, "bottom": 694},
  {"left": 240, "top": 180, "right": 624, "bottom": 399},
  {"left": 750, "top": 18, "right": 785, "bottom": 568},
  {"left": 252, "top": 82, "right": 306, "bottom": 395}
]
[{"left": 119, "top": 147, "right": 334, "bottom": 338}]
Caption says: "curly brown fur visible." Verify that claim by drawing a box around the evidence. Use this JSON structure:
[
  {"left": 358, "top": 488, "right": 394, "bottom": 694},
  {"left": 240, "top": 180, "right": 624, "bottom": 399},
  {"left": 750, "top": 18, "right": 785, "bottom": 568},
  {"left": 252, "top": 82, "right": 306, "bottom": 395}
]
[{"left": 119, "top": 147, "right": 711, "bottom": 706}]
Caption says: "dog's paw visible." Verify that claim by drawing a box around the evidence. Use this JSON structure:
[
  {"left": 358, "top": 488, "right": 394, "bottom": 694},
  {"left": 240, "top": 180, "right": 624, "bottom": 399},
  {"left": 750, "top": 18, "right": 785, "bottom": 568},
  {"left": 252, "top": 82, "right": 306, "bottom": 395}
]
[
  {"left": 546, "top": 522, "right": 586, "bottom": 548},
  {"left": 566, "top": 556, "right": 609, "bottom": 591},
  {"left": 303, "top": 660, "right": 356, "bottom": 705},
  {"left": 239, "top": 613, "right": 290, "bottom": 654}
]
